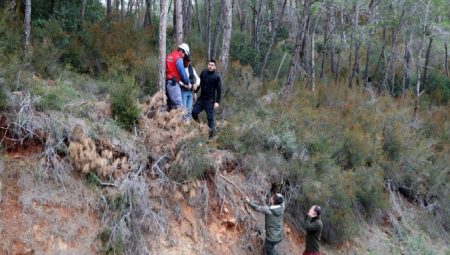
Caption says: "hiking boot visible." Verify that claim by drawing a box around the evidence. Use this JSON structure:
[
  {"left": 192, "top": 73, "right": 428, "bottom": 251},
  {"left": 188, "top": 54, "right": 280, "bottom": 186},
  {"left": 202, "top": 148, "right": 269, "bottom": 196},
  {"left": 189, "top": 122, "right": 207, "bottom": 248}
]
[{"left": 208, "top": 129, "right": 215, "bottom": 139}]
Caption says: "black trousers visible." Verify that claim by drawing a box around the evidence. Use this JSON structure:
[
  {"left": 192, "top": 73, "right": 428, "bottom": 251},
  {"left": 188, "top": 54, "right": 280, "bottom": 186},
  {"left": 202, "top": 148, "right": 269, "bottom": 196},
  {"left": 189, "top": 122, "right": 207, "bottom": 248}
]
[
  {"left": 265, "top": 239, "right": 281, "bottom": 255},
  {"left": 192, "top": 99, "right": 214, "bottom": 130}
]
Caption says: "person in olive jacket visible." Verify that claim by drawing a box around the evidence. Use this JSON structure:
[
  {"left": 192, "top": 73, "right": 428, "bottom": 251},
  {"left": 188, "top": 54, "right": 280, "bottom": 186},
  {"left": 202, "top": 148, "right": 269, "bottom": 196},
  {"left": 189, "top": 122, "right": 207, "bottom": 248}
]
[
  {"left": 303, "top": 205, "right": 323, "bottom": 255},
  {"left": 245, "top": 193, "right": 285, "bottom": 255}
]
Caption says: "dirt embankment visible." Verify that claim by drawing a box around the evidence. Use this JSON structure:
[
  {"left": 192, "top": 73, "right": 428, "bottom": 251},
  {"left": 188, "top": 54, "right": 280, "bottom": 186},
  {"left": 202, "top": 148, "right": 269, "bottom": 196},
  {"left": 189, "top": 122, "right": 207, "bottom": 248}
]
[
  {"left": 0, "top": 156, "right": 100, "bottom": 255},
  {"left": 0, "top": 91, "right": 331, "bottom": 255}
]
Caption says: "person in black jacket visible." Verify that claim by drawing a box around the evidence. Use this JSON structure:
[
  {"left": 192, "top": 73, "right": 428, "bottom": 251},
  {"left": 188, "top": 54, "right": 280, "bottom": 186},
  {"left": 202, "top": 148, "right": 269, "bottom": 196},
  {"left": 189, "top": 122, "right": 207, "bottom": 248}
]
[{"left": 192, "top": 59, "right": 222, "bottom": 139}]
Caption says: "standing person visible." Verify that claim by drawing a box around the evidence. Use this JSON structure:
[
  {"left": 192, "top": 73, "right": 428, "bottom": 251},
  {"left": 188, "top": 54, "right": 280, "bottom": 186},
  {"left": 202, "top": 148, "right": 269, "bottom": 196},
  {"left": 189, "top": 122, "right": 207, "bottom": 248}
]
[
  {"left": 166, "top": 43, "right": 191, "bottom": 111},
  {"left": 303, "top": 205, "right": 323, "bottom": 255},
  {"left": 245, "top": 193, "right": 285, "bottom": 255},
  {"left": 179, "top": 55, "right": 200, "bottom": 121},
  {"left": 192, "top": 59, "right": 222, "bottom": 138}
]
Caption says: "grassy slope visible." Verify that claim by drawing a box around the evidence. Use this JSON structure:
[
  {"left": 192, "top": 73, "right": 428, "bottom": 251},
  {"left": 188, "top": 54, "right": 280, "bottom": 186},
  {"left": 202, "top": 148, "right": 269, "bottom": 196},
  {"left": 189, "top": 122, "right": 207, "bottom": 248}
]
[{"left": 0, "top": 59, "right": 449, "bottom": 254}]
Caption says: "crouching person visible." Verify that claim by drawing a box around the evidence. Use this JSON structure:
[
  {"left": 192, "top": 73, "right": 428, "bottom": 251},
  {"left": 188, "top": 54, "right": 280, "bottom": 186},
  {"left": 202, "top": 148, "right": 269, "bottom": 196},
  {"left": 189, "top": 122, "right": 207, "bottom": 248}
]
[{"left": 245, "top": 193, "right": 285, "bottom": 255}]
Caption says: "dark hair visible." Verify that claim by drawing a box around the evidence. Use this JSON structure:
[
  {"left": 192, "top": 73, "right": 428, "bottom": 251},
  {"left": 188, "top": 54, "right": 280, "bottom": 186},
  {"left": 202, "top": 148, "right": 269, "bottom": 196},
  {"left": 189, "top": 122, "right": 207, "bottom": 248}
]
[
  {"left": 209, "top": 59, "right": 216, "bottom": 64},
  {"left": 273, "top": 194, "right": 284, "bottom": 205},
  {"left": 184, "top": 54, "right": 191, "bottom": 62},
  {"left": 314, "top": 206, "right": 321, "bottom": 216}
]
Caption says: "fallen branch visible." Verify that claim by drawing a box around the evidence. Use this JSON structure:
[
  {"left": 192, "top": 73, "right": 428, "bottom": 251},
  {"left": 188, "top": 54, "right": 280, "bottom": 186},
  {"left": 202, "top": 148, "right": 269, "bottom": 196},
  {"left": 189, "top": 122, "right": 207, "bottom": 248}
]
[
  {"left": 92, "top": 173, "right": 118, "bottom": 187},
  {"left": 218, "top": 173, "right": 256, "bottom": 220},
  {"left": 151, "top": 154, "right": 169, "bottom": 181}
]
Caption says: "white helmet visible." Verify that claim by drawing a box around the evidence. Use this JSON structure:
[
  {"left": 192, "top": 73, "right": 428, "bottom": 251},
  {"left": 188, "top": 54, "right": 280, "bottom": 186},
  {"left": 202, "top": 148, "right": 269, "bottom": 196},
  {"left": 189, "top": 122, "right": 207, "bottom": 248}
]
[{"left": 178, "top": 43, "right": 190, "bottom": 56}]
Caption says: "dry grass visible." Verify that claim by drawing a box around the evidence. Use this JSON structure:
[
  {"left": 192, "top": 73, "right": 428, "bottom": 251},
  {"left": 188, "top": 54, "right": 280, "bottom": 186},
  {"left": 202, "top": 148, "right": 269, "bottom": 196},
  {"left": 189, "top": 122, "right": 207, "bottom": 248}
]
[
  {"left": 138, "top": 91, "right": 208, "bottom": 157},
  {"left": 1, "top": 157, "right": 100, "bottom": 254},
  {"left": 67, "top": 124, "right": 130, "bottom": 179},
  {"left": 99, "top": 172, "right": 169, "bottom": 254}
]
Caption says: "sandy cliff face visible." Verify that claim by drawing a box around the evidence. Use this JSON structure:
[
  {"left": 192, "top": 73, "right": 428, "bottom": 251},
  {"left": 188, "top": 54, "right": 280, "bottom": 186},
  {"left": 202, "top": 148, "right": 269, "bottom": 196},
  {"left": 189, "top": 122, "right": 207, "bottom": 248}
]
[
  {"left": 0, "top": 157, "right": 101, "bottom": 255},
  {"left": 0, "top": 155, "right": 310, "bottom": 255}
]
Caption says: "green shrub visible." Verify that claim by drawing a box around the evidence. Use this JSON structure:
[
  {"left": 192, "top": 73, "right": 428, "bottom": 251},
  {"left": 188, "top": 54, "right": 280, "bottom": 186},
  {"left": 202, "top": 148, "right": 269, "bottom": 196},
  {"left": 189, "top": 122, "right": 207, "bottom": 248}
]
[
  {"left": 170, "top": 137, "right": 212, "bottom": 182},
  {"left": 0, "top": 86, "right": 7, "bottom": 110},
  {"left": 230, "top": 31, "right": 259, "bottom": 73},
  {"left": 0, "top": 10, "right": 22, "bottom": 57},
  {"left": 382, "top": 122, "right": 405, "bottom": 161},
  {"left": 265, "top": 124, "right": 299, "bottom": 160},
  {"left": 32, "top": 81, "right": 78, "bottom": 111},
  {"left": 86, "top": 172, "right": 101, "bottom": 187},
  {"left": 426, "top": 71, "right": 450, "bottom": 105},
  {"left": 110, "top": 76, "right": 140, "bottom": 129},
  {"left": 100, "top": 227, "right": 126, "bottom": 255},
  {"left": 217, "top": 124, "right": 239, "bottom": 151},
  {"left": 333, "top": 129, "right": 371, "bottom": 169},
  {"left": 31, "top": 19, "right": 68, "bottom": 78},
  {"left": 287, "top": 165, "right": 360, "bottom": 244},
  {"left": 354, "top": 166, "right": 388, "bottom": 217}
]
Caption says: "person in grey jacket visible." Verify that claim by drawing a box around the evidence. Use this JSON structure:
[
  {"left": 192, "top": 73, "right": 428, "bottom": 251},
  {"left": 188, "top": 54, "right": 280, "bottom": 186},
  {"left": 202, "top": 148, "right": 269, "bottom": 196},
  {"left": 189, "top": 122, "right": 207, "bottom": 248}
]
[{"left": 245, "top": 193, "right": 285, "bottom": 255}]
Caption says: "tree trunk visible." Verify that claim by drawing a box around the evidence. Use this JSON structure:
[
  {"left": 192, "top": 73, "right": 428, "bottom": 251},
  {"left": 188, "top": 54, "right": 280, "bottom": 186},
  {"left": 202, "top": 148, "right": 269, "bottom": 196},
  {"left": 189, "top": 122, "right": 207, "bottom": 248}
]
[
  {"left": 348, "top": 3, "right": 356, "bottom": 73},
  {"left": 319, "top": 7, "right": 330, "bottom": 80},
  {"left": 219, "top": 0, "right": 232, "bottom": 75},
  {"left": 330, "top": 8, "right": 336, "bottom": 76},
  {"left": 211, "top": 0, "right": 225, "bottom": 59},
  {"left": 144, "top": 0, "right": 152, "bottom": 26},
  {"left": 364, "top": 0, "right": 377, "bottom": 88},
  {"left": 373, "top": 24, "right": 387, "bottom": 90},
  {"left": 300, "top": 11, "right": 311, "bottom": 67},
  {"left": 127, "top": 0, "right": 134, "bottom": 14},
  {"left": 335, "top": 8, "right": 344, "bottom": 83},
  {"left": 106, "top": 0, "right": 112, "bottom": 17},
  {"left": 23, "top": 0, "right": 31, "bottom": 51},
  {"left": 116, "top": 0, "right": 119, "bottom": 18},
  {"left": 310, "top": 7, "right": 322, "bottom": 91},
  {"left": 348, "top": 3, "right": 360, "bottom": 88},
  {"left": 401, "top": 36, "right": 411, "bottom": 94},
  {"left": 422, "top": 37, "right": 433, "bottom": 89},
  {"left": 194, "top": 0, "right": 202, "bottom": 36},
  {"left": 182, "top": 0, "right": 192, "bottom": 38},
  {"left": 348, "top": 38, "right": 360, "bottom": 88},
  {"left": 364, "top": 35, "right": 371, "bottom": 87},
  {"left": 414, "top": 28, "right": 426, "bottom": 119},
  {"left": 174, "top": 0, "right": 183, "bottom": 45},
  {"left": 445, "top": 42, "right": 449, "bottom": 77},
  {"left": 158, "top": 0, "right": 170, "bottom": 92},
  {"left": 236, "top": 0, "right": 247, "bottom": 32},
  {"left": 205, "top": 0, "right": 212, "bottom": 61},
  {"left": 283, "top": 0, "right": 312, "bottom": 94},
  {"left": 51, "top": 0, "right": 58, "bottom": 15},
  {"left": 81, "top": 0, "right": 87, "bottom": 23},
  {"left": 259, "top": 0, "right": 287, "bottom": 78},
  {"left": 120, "top": 0, "right": 124, "bottom": 20},
  {"left": 252, "top": 0, "right": 263, "bottom": 51},
  {"left": 383, "top": 8, "right": 405, "bottom": 95}
]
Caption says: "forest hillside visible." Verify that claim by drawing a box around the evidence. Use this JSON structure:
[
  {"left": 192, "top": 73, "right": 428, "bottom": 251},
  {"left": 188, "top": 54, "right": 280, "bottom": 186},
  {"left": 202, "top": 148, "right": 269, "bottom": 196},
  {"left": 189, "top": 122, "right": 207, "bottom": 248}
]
[{"left": 0, "top": 0, "right": 449, "bottom": 254}]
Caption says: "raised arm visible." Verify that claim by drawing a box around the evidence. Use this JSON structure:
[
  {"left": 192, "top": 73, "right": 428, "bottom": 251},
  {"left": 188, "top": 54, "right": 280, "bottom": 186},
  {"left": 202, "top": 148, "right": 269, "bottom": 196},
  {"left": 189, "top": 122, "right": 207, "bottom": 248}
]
[
  {"left": 248, "top": 201, "right": 272, "bottom": 214},
  {"left": 304, "top": 216, "right": 321, "bottom": 232}
]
